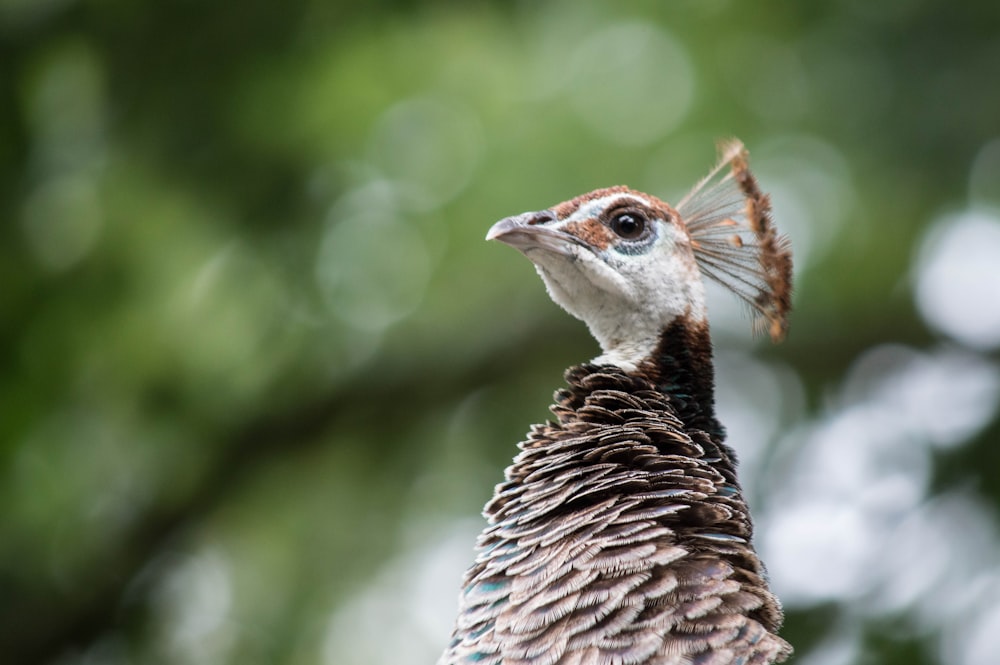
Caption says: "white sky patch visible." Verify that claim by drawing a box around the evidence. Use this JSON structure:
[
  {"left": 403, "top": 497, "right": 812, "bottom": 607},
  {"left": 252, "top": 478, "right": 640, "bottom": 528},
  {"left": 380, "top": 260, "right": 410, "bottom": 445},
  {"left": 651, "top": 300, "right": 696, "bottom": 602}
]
[
  {"left": 844, "top": 345, "right": 1000, "bottom": 449},
  {"left": 760, "top": 343, "right": 1000, "bottom": 609},
  {"left": 950, "top": 586, "right": 1000, "bottom": 665},
  {"left": 914, "top": 208, "right": 1000, "bottom": 350},
  {"left": 764, "top": 496, "right": 880, "bottom": 605},
  {"left": 152, "top": 548, "right": 234, "bottom": 665},
  {"left": 866, "top": 493, "right": 1000, "bottom": 625}
]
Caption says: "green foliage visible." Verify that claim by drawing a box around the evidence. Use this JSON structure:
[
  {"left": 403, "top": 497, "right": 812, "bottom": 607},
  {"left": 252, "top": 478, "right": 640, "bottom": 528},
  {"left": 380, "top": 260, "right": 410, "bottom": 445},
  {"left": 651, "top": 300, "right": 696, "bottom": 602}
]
[{"left": 2, "top": 1, "right": 999, "bottom": 664}]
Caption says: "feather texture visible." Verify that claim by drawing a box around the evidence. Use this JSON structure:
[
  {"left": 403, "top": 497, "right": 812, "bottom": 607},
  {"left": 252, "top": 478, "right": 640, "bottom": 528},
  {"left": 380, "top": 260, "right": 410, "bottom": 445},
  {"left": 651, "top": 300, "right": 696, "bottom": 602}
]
[{"left": 440, "top": 365, "right": 791, "bottom": 665}]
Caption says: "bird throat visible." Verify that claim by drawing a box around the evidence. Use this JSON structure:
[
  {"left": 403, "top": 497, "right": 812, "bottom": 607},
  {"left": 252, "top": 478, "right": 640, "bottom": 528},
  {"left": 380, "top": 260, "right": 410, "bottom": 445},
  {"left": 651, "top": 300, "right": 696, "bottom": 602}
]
[{"left": 634, "top": 317, "right": 723, "bottom": 439}]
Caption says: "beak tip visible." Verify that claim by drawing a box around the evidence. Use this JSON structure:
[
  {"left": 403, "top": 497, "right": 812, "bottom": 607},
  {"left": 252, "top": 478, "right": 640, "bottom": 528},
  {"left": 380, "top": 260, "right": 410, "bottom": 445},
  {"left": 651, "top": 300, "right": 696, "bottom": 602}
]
[
  {"left": 486, "top": 210, "right": 557, "bottom": 244},
  {"left": 485, "top": 215, "right": 522, "bottom": 244}
]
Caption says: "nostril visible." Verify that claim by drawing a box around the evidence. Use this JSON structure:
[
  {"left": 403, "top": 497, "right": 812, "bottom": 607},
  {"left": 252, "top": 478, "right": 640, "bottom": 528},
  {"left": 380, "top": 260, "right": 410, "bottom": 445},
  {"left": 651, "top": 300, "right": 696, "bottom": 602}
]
[{"left": 527, "top": 210, "right": 558, "bottom": 226}]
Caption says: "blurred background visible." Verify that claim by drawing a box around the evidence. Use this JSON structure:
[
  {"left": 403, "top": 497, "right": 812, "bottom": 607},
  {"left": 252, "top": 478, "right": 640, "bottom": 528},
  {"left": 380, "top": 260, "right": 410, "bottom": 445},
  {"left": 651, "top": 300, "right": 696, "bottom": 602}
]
[{"left": 2, "top": 1, "right": 1000, "bottom": 664}]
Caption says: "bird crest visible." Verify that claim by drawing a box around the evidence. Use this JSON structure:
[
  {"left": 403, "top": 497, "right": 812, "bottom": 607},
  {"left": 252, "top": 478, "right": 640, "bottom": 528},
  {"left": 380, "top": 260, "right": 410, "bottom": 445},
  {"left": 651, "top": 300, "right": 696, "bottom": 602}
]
[{"left": 677, "top": 139, "right": 793, "bottom": 342}]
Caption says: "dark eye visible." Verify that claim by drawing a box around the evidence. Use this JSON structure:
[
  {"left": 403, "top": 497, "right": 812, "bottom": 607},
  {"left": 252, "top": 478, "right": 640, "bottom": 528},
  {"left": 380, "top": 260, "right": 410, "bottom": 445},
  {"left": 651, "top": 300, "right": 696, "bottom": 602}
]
[{"left": 609, "top": 212, "right": 646, "bottom": 239}]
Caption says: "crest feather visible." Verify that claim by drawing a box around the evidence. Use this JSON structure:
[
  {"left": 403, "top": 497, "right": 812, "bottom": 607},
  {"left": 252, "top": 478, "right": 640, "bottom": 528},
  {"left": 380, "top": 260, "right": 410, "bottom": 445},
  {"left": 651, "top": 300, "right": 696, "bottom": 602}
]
[{"left": 677, "top": 139, "right": 793, "bottom": 341}]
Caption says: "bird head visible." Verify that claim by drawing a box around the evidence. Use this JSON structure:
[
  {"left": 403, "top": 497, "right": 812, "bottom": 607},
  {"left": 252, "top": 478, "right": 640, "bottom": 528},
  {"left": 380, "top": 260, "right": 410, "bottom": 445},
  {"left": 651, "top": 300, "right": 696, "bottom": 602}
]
[
  {"left": 488, "top": 187, "right": 702, "bottom": 371},
  {"left": 488, "top": 141, "right": 792, "bottom": 372}
]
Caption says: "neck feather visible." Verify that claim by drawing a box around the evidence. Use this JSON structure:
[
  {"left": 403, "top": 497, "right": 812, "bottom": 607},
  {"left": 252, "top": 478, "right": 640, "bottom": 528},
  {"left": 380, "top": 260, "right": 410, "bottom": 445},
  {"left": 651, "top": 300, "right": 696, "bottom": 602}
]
[{"left": 634, "top": 317, "right": 723, "bottom": 438}]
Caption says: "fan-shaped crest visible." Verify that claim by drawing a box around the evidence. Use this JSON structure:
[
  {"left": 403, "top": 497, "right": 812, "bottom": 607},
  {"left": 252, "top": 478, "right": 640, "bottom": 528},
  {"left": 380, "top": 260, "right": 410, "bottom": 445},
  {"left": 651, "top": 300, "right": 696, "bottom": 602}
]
[{"left": 677, "top": 140, "right": 793, "bottom": 341}]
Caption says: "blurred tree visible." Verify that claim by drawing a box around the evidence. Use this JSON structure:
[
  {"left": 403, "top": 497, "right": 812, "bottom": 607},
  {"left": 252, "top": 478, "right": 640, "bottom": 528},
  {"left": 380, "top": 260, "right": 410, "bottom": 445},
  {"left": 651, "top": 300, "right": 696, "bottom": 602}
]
[{"left": 1, "top": 1, "right": 999, "bottom": 664}]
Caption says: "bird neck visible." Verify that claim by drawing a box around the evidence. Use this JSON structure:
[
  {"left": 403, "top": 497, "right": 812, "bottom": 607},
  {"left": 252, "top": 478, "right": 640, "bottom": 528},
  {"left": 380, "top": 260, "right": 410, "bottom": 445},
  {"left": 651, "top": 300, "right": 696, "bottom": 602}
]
[{"left": 635, "top": 317, "right": 723, "bottom": 439}]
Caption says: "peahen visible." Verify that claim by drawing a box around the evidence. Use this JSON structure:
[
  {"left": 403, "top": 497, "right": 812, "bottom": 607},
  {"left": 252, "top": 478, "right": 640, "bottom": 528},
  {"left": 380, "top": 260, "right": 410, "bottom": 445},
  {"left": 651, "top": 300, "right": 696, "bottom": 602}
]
[{"left": 441, "top": 140, "right": 793, "bottom": 665}]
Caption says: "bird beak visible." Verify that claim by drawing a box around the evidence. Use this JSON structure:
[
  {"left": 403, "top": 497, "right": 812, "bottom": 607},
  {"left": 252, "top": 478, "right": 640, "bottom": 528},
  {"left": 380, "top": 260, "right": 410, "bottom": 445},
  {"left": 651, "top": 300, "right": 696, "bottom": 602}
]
[{"left": 486, "top": 210, "right": 582, "bottom": 256}]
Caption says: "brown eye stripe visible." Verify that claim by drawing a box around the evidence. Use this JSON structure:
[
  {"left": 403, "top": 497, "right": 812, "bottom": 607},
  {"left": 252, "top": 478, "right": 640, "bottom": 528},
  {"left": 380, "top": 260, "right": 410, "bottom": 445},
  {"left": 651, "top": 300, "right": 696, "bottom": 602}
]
[{"left": 563, "top": 219, "right": 615, "bottom": 251}]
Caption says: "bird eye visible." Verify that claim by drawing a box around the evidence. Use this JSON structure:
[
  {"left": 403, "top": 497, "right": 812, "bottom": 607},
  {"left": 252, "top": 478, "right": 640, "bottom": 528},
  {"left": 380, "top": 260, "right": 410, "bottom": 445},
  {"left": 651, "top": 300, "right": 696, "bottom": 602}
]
[{"left": 609, "top": 212, "right": 646, "bottom": 239}]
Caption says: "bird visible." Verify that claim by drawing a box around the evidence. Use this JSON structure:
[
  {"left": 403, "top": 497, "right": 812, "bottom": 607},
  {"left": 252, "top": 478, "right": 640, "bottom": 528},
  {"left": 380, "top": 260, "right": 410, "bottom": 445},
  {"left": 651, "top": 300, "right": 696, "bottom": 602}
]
[{"left": 440, "top": 140, "right": 793, "bottom": 665}]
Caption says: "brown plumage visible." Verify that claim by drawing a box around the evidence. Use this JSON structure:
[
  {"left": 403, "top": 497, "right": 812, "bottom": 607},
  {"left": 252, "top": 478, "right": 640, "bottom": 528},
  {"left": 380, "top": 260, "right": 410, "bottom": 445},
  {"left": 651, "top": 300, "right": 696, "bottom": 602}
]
[{"left": 441, "top": 140, "right": 792, "bottom": 665}]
